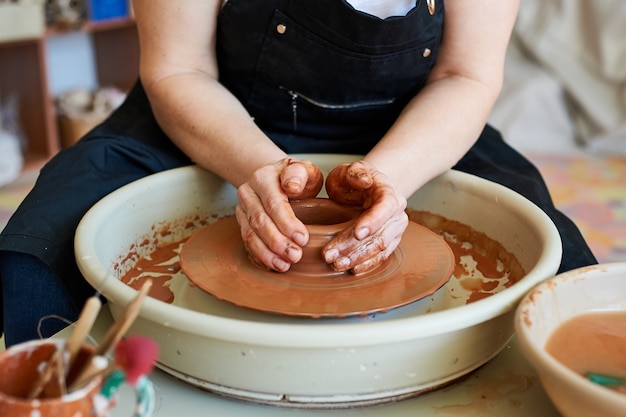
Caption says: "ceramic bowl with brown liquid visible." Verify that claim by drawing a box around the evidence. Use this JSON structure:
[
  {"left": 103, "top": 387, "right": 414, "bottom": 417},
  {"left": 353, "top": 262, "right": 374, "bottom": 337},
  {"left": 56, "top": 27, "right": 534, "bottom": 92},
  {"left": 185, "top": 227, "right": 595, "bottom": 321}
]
[{"left": 516, "top": 262, "right": 626, "bottom": 417}]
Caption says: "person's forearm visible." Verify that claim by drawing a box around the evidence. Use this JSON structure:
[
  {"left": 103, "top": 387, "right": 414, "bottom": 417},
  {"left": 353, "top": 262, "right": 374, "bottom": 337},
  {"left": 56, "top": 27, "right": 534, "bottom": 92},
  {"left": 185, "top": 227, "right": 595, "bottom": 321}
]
[
  {"left": 134, "top": 0, "right": 286, "bottom": 188},
  {"left": 145, "top": 74, "right": 287, "bottom": 188},
  {"left": 364, "top": 0, "right": 518, "bottom": 199},
  {"left": 364, "top": 72, "right": 500, "bottom": 198}
]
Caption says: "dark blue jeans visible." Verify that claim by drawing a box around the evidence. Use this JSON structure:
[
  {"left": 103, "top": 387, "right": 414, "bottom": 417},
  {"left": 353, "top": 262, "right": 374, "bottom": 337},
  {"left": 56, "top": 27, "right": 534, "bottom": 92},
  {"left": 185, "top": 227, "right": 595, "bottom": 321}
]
[{"left": 0, "top": 252, "right": 78, "bottom": 346}]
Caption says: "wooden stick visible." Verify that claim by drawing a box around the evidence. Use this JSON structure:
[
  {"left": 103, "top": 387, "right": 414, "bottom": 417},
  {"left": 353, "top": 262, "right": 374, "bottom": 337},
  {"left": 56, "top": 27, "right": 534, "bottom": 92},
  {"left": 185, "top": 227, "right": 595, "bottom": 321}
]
[
  {"left": 51, "top": 347, "right": 67, "bottom": 397},
  {"left": 27, "top": 344, "right": 65, "bottom": 400},
  {"left": 67, "top": 355, "right": 112, "bottom": 392},
  {"left": 68, "top": 279, "right": 152, "bottom": 391},
  {"left": 96, "top": 279, "right": 152, "bottom": 356},
  {"left": 66, "top": 296, "right": 102, "bottom": 371}
]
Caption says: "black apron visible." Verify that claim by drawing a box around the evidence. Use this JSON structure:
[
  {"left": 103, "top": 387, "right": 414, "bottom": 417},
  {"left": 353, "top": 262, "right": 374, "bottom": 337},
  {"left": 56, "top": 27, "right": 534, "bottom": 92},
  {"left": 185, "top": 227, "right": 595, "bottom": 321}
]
[
  {"left": 217, "top": 0, "right": 443, "bottom": 154},
  {"left": 0, "top": 0, "right": 596, "bottom": 310}
]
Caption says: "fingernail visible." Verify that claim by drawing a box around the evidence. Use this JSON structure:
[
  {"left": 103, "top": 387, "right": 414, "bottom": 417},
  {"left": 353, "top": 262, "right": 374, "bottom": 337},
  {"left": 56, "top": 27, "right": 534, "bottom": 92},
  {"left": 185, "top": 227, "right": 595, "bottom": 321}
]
[
  {"left": 285, "top": 245, "right": 302, "bottom": 263},
  {"left": 355, "top": 227, "right": 369, "bottom": 240},
  {"left": 335, "top": 257, "right": 350, "bottom": 270},
  {"left": 324, "top": 248, "right": 339, "bottom": 262},
  {"left": 293, "top": 232, "right": 307, "bottom": 246},
  {"left": 272, "top": 257, "right": 290, "bottom": 272},
  {"left": 284, "top": 177, "right": 302, "bottom": 191}
]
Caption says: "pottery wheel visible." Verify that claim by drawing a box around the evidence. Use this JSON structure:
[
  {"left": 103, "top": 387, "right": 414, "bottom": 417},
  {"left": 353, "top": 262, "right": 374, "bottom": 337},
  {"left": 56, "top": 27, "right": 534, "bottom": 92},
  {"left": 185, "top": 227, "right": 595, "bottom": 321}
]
[{"left": 180, "top": 216, "right": 455, "bottom": 318}]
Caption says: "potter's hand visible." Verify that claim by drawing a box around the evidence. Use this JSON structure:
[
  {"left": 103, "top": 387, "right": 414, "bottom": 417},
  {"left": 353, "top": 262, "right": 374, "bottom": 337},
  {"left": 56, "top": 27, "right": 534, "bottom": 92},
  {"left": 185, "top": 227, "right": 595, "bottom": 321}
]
[
  {"left": 236, "top": 158, "right": 323, "bottom": 272},
  {"left": 324, "top": 160, "right": 408, "bottom": 274}
]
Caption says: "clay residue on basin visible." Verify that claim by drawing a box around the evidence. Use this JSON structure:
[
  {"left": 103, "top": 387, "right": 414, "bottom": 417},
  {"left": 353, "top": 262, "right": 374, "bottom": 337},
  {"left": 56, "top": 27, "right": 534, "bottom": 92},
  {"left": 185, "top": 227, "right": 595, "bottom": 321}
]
[
  {"left": 408, "top": 209, "right": 526, "bottom": 304},
  {"left": 115, "top": 213, "right": 218, "bottom": 303},
  {"left": 120, "top": 240, "right": 183, "bottom": 304},
  {"left": 118, "top": 210, "right": 525, "bottom": 310}
]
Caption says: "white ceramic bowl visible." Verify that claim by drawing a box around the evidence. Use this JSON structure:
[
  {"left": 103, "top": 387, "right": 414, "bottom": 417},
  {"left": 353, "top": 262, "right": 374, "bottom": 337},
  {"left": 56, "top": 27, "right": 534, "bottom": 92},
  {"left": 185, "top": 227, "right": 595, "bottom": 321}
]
[
  {"left": 75, "top": 154, "right": 562, "bottom": 408},
  {"left": 515, "top": 263, "right": 626, "bottom": 417}
]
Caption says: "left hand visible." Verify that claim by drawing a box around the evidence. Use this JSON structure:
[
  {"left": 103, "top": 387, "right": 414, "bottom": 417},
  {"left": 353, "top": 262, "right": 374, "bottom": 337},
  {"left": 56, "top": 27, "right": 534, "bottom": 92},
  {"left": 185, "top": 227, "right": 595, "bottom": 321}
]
[{"left": 323, "top": 160, "right": 409, "bottom": 274}]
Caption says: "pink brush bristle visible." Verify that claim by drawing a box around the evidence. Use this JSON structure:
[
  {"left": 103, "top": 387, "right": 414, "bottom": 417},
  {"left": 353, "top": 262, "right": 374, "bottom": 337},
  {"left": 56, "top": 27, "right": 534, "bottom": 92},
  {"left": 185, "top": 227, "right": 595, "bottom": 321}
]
[{"left": 114, "top": 335, "right": 159, "bottom": 385}]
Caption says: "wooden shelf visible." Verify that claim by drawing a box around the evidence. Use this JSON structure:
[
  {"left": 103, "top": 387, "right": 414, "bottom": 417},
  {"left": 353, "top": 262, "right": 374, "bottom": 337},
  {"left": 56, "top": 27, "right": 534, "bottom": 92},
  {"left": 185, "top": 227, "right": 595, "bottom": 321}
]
[
  {"left": 91, "top": 19, "right": 139, "bottom": 92},
  {"left": 0, "top": 18, "right": 139, "bottom": 162},
  {"left": 46, "top": 16, "right": 136, "bottom": 37},
  {"left": 84, "top": 17, "right": 136, "bottom": 32},
  {"left": 0, "top": 37, "right": 56, "bottom": 160}
]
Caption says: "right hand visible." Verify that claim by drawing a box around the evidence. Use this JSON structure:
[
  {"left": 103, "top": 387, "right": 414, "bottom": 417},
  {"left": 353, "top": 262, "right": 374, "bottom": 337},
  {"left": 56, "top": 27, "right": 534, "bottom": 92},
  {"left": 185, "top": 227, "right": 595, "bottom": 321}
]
[
  {"left": 235, "top": 158, "right": 323, "bottom": 272},
  {"left": 323, "top": 160, "right": 408, "bottom": 274}
]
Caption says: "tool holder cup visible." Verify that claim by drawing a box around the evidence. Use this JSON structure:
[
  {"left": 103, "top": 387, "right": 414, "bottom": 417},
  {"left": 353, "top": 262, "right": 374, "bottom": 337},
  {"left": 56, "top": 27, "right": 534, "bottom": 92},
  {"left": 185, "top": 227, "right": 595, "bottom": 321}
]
[{"left": 0, "top": 339, "right": 154, "bottom": 417}]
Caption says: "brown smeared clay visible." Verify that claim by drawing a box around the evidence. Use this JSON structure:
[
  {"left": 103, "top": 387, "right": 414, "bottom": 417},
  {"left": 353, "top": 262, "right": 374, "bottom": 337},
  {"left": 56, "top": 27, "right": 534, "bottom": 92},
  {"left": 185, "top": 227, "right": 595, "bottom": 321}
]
[
  {"left": 121, "top": 241, "right": 181, "bottom": 303},
  {"left": 119, "top": 209, "right": 525, "bottom": 315},
  {"left": 407, "top": 209, "right": 526, "bottom": 302},
  {"left": 288, "top": 198, "right": 364, "bottom": 276},
  {"left": 118, "top": 213, "right": 214, "bottom": 303}
]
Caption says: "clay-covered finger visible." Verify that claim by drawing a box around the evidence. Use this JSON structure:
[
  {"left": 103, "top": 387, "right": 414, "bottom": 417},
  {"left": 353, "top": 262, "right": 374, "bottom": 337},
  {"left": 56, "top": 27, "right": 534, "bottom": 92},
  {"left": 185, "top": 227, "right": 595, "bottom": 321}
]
[
  {"left": 350, "top": 184, "right": 406, "bottom": 240},
  {"left": 324, "top": 213, "right": 408, "bottom": 273},
  {"left": 330, "top": 233, "right": 387, "bottom": 272},
  {"left": 235, "top": 205, "right": 300, "bottom": 272},
  {"left": 345, "top": 160, "right": 375, "bottom": 189},
  {"left": 351, "top": 251, "right": 390, "bottom": 275},
  {"left": 280, "top": 159, "right": 324, "bottom": 199},
  {"left": 325, "top": 161, "right": 374, "bottom": 206},
  {"left": 243, "top": 203, "right": 303, "bottom": 263},
  {"left": 239, "top": 165, "right": 309, "bottom": 247}
]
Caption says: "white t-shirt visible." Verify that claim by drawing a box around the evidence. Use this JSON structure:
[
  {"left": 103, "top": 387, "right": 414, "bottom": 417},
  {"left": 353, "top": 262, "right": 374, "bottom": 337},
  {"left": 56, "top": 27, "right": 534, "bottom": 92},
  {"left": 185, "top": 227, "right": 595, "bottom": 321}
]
[
  {"left": 346, "top": 0, "right": 416, "bottom": 18},
  {"left": 221, "top": 1, "right": 417, "bottom": 19}
]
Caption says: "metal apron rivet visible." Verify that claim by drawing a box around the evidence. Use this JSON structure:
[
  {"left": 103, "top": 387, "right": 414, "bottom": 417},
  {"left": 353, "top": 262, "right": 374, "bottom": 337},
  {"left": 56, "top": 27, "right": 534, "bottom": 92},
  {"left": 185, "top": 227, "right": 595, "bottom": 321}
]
[
  {"left": 427, "top": 0, "right": 435, "bottom": 15},
  {"left": 277, "top": 24, "right": 287, "bottom": 34},
  {"left": 423, "top": 48, "right": 432, "bottom": 58}
]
